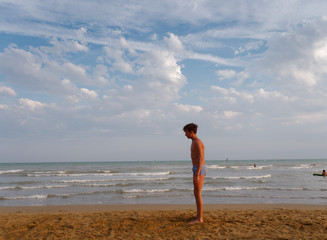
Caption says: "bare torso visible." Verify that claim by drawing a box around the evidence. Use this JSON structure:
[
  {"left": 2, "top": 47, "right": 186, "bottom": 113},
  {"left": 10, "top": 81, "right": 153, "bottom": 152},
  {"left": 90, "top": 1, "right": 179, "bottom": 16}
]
[{"left": 191, "top": 138, "right": 205, "bottom": 166}]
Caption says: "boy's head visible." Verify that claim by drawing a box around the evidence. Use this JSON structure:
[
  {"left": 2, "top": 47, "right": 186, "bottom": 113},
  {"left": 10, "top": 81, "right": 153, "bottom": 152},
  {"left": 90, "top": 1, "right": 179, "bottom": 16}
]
[{"left": 183, "top": 123, "right": 198, "bottom": 134}]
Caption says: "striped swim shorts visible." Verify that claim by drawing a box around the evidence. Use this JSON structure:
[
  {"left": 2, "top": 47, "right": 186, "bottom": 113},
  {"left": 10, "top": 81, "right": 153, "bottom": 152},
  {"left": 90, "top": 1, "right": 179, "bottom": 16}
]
[{"left": 192, "top": 165, "right": 207, "bottom": 176}]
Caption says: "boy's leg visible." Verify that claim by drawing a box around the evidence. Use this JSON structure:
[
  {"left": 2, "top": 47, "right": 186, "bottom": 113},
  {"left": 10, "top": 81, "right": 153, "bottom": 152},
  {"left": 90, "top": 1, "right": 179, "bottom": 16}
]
[{"left": 190, "top": 175, "right": 205, "bottom": 224}]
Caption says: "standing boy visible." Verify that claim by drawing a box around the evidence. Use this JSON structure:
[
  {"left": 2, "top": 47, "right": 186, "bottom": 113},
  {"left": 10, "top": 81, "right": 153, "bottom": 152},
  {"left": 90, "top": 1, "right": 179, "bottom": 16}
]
[{"left": 183, "top": 123, "right": 207, "bottom": 224}]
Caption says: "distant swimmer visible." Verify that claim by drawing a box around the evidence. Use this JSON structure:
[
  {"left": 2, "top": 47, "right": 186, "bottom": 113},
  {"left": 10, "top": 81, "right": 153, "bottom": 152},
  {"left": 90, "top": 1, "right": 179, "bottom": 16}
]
[
  {"left": 322, "top": 170, "right": 327, "bottom": 176},
  {"left": 254, "top": 164, "right": 256, "bottom": 168}
]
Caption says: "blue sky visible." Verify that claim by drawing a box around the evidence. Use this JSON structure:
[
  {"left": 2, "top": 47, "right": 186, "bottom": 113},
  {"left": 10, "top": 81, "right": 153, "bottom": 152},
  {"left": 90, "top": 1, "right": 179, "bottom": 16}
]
[{"left": 1, "top": 0, "right": 327, "bottom": 162}]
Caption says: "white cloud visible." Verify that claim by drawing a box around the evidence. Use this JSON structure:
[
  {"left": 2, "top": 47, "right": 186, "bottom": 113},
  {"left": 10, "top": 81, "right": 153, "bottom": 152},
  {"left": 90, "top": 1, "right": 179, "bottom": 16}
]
[
  {"left": 187, "top": 52, "right": 237, "bottom": 66},
  {"left": 164, "top": 33, "right": 184, "bottom": 52},
  {"left": 223, "top": 110, "right": 241, "bottom": 119},
  {"left": 0, "top": 86, "right": 16, "bottom": 96},
  {"left": 313, "top": 38, "right": 327, "bottom": 62},
  {"left": 98, "top": 42, "right": 187, "bottom": 110},
  {"left": 257, "top": 88, "right": 295, "bottom": 102},
  {"left": 44, "top": 38, "right": 89, "bottom": 54},
  {"left": 211, "top": 86, "right": 254, "bottom": 103},
  {"left": 65, "top": 95, "right": 79, "bottom": 104},
  {"left": 216, "top": 69, "right": 236, "bottom": 79},
  {"left": 216, "top": 69, "right": 249, "bottom": 85},
  {"left": 118, "top": 109, "right": 151, "bottom": 120},
  {"left": 19, "top": 98, "right": 47, "bottom": 111},
  {"left": 210, "top": 85, "right": 230, "bottom": 95},
  {"left": 122, "top": 85, "right": 133, "bottom": 91},
  {"left": 92, "top": 64, "right": 110, "bottom": 85},
  {"left": 0, "top": 104, "right": 9, "bottom": 110},
  {"left": 234, "top": 40, "right": 265, "bottom": 55},
  {"left": 62, "top": 63, "right": 88, "bottom": 81},
  {"left": 61, "top": 79, "right": 78, "bottom": 92},
  {"left": 281, "top": 111, "right": 327, "bottom": 126},
  {"left": 0, "top": 45, "right": 85, "bottom": 95},
  {"left": 174, "top": 103, "right": 202, "bottom": 113},
  {"left": 136, "top": 49, "right": 187, "bottom": 103},
  {"left": 224, "top": 123, "right": 243, "bottom": 131},
  {"left": 272, "top": 64, "right": 318, "bottom": 88},
  {"left": 80, "top": 88, "right": 98, "bottom": 100},
  {"left": 103, "top": 46, "right": 133, "bottom": 73},
  {"left": 120, "top": 37, "right": 137, "bottom": 56},
  {"left": 260, "top": 17, "right": 327, "bottom": 89}
]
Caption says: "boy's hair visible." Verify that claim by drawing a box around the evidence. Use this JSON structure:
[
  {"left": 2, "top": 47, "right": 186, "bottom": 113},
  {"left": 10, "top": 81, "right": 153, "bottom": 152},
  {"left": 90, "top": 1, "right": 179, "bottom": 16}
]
[{"left": 183, "top": 123, "right": 198, "bottom": 133}]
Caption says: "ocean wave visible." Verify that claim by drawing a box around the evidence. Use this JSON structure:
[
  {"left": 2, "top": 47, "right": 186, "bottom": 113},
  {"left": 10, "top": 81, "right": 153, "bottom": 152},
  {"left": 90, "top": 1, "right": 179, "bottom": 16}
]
[
  {"left": 23, "top": 185, "right": 70, "bottom": 190},
  {"left": 122, "top": 195, "right": 141, "bottom": 199},
  {"left": 83, "top": 183, "right": 131, "bottom": 187},
  {"left": 291, "top": 164, "right": 315, "bottom": 169},
  {"left": 207, "top": 165, "right": 226, "bottom": 169},
  {"left": 6, "top": 181, "right": 39, "bottom": 185},
  {"left": 54, "top": 179, "right": 110, "bottom": 183},
  {"left": 0, "top": 186, "right": 17, "bottom": 190},
  {"left": 204, "top": 186, "right": 259, "bottom": 191},
  {"left": 27, "top": 173, "right": 114, "bottom": 177},
  {"left": 27, "top": 171, "right": 171, "bottom": 177},
  {"left": 33, "top": 170, "right": 112, "bottom": 174},
  {"left": 245, "top": 166, "right": 264, "bottom": 170},
  {"left": 0, "top": 169, "right": 24, "bottom": 174},
  {"left": 209, "top": 174, "right": 272, "bottom": 180},
  {"left": 123, "top": 189, "right": 171, "bottom": 193},
  {"left": 2, "top": 194, "right": 48, "bottom": 200},
  {"left": 229, "top": 166, "right": 251, "bottom": 169},
  {"left": 0, "top": 185, "right": 69, "bottom": 190},
  {"left": 54, "top": 177, "right": 170, "bottom": 183},
  {"left": 240, "top": 174, "right": 272, "bottom": 179},
  {"left": 207, "top": 165, "right": 257, "bottom": 170},
  {"left": 228, "top": 165, "right": 272, "bottom": 170},
  {"left": 51, "top": 192, "right": 107, "bottom": 198},
  {"left": 225, "top": 186, "right": 258, "bottom": 191},
  {"left": 204, "top": 186, "right": 307, "bottom": 191},
  {"left": 111, "top": 171, "right": 171, "bottom": 176}
]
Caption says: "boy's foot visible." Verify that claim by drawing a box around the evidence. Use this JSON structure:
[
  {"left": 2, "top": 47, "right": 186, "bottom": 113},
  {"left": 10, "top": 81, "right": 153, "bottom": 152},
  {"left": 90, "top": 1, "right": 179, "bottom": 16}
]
[{"left": 189, "top": 219, "right": 203, "bottom": 225}]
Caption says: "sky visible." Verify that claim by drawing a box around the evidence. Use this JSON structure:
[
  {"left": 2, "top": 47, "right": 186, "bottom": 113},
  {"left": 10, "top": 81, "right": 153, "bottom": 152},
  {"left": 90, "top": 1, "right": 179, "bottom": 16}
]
[{"left": 1, "top": 0, "right": 327, "bottom": 162}]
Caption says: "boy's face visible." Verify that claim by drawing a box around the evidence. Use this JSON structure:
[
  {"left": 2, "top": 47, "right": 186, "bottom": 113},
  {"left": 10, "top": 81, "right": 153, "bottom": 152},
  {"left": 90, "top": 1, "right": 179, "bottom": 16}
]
[{"left": 184, "top": 130, "right": 193, "bottom": 139}]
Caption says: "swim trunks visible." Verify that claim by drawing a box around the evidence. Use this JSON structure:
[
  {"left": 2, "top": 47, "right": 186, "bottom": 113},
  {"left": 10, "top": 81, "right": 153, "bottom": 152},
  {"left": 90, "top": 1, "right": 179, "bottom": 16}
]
[{"left": 192, "top": 165, "right": 207, "bottom": 176}]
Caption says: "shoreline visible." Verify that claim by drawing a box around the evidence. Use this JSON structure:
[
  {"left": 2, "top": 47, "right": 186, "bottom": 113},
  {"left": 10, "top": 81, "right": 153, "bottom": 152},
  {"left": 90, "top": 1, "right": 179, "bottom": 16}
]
[{"left": 1, "top": 203, "right": 327, "bottom": 214}]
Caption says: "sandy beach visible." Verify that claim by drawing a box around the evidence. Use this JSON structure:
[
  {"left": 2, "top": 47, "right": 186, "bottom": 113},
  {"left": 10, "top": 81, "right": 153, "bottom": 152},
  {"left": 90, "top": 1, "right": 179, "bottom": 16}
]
[{"left": 1, "top": 204, "right": 327, "bottom": 239}]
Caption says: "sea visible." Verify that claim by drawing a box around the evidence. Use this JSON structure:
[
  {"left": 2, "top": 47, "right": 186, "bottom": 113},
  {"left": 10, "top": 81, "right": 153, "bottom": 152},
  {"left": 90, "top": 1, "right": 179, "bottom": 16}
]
[{"left": 1, "top": 159, "right": 327, "bottom": 206}]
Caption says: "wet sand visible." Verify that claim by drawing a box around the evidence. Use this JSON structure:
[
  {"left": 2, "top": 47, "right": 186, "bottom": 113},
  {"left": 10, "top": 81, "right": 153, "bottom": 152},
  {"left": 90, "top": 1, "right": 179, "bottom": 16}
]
[{"left": 1, "top": 204, "right": 327, "bottom": 239}]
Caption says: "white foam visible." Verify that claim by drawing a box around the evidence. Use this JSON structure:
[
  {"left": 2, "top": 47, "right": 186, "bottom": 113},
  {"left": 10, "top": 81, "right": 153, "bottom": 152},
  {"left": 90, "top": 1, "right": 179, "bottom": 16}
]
[
  {"left": 28, "top": 173, "right": 114, "bottom": 177},
  {"left": 21, "top": 185, "right": 70, "bottom": 190},
  {"left": 4, "top": 194, "right": 48, "bottom": 200},
  {"left": 210, "top": 174, "right": 271, "bottom": 180},
  {"left": 225, "top": 186, "right": 259, "bottom": 191},
  {"left": 207, "top": 165, "right": 226, "bottom": 169},
  {"left": 0, "top": 185, "right": 70, "bottom": 190},
  {"left": 55, "top": 177, "right": 170, "bottom": 183},
  {"left": 123, "top": 189, "right": 170, "bottom": 193},
  {"left": 204, "top": 186, "right": 259, "bottom": 191},
  {"left": 0, "top": 170, "right": 23, "bottom": 174},
  {"left": 147, "top": 189, "right": 170, "bottom": 193},
  {"left": 111, "top": 171, "right": 171, "bottom": 176},
  {"left": 241, "top": 174, "right": 272, "bottom": 179},
  {"left": 292, "top": 164, "right": 314, "bottom": 169},
  {"left": 0, "top": 186, "right": 16, "bottom": 190},
  {"left": 27, "top": 171, "right": 170, "bottom": 177}
]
